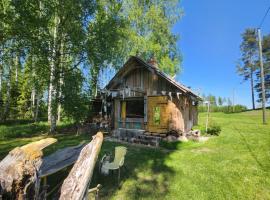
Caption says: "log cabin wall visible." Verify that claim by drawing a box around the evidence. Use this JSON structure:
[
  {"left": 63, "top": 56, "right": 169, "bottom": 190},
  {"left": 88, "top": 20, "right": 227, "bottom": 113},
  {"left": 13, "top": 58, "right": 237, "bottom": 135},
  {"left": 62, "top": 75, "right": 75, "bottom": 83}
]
[
  {"left": 122, "top": 66, "right": 179, "bottom": 95},
  {"left": 107, "top": 58, "right": 199, "bottom": 133}
]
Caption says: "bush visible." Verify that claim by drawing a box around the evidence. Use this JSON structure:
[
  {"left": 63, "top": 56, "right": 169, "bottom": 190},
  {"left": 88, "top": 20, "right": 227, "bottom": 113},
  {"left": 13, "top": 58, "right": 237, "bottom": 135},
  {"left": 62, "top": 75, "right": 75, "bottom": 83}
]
[
  {"left": 207, "top": 123, "right": 221, "bottom": 136},
  {"left": 193, "top": 123, "right": 222, "bottom": 136}
]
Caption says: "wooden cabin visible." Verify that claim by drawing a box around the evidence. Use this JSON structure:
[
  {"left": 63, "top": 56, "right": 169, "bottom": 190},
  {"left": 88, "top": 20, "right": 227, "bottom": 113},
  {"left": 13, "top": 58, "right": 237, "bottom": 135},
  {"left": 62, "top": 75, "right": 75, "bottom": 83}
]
[{"left": 101, "top": 56, "right": 201, "bottom": 135}]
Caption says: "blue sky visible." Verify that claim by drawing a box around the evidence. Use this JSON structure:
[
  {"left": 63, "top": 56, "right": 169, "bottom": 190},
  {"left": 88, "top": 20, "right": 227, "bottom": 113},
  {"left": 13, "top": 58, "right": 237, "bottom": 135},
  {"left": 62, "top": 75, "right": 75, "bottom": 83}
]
[{"left": 174, "top": 0, "right": 270, "bottom": 108}]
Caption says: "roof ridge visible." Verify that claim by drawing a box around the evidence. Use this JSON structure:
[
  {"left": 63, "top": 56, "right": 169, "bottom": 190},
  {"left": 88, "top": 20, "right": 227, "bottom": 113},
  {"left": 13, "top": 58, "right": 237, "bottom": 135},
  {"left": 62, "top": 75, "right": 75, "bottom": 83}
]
[{"left": 106, "top": 56, "right": 200, "bottom": 99}]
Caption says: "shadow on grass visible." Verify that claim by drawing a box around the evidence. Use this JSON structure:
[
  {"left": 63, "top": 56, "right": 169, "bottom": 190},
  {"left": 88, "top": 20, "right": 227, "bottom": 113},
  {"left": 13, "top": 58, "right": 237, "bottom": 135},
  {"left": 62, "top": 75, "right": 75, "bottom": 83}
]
[
  {"left": 42, "top": 139, "right": 178, "bottom": 199},
  {"left": 233, "top": 126, "right": 267, "bottom": 172},
  {"left": 0, "top": 131, "right": 178, "bottom": 199},
  {"left": 89, "top": 141, "right": 176, "bottom": 200}
]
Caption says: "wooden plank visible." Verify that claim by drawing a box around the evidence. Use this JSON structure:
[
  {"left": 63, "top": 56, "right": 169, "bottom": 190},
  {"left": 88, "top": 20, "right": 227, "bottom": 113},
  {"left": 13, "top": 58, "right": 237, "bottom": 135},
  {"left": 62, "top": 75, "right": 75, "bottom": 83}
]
[
  {"left": 39, "top": 143, "right": 86, "bottom": 178},
  {"left": 0, "top": 138, "right": 57, "bottom": 199},
  {"left": 114, "top": 99, "right": 120, "bottom": 128},
  {"left": 121, "top": 101, "right": 126, "bottom": 120},
  {"left": 144, "top": 96, "right": 147, "bottom": 123},
  {"left": 147, "top": 96, "right": 169, "bottom": 134},
  {"left": 59, "top": 132, "right": 103, "bottom": 200},
  {"left": 140, "top": 68, "right": 144, "bottom": 90}
]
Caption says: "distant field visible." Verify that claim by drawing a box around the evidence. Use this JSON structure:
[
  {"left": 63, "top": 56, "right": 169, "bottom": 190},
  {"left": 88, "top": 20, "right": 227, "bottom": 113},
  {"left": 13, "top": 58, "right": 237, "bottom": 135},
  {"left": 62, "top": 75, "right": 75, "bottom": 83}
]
[{"left": 0, "top": 110, "right": 270, "bottom": 199}]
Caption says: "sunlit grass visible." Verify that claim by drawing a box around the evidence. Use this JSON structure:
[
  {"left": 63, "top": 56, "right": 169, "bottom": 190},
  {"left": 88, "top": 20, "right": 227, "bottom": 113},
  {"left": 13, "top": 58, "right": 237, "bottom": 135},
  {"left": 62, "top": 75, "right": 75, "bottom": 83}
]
[{"left": 0, "top": 110, "right": 270, "bottom": 199}]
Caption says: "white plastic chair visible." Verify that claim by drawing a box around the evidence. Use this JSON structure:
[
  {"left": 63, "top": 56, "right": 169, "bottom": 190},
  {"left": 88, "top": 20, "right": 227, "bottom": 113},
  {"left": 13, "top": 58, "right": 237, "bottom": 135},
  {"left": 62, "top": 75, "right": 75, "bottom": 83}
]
[{"left": 100, "top": 146, "right": 127, "bottom": 186}]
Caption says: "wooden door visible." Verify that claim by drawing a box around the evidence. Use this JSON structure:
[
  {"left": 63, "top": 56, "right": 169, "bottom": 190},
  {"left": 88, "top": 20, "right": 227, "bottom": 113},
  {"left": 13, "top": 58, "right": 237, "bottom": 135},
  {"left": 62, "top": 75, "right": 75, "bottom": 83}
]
[{"left": 147, "top": 96, "right": 168, "bottom": 134}]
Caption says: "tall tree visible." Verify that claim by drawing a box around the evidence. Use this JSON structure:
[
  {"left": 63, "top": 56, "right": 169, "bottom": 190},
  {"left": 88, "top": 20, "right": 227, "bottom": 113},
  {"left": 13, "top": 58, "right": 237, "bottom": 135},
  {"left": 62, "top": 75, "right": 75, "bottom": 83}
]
[
  {"left": 120, "top": 0, "right": 183, "bottom": 76},
  {"left": 207, "top": 94, "right": 217, "bottom": 106},
  {"left": 88, "top": 0, "right": 183, "bottom": 97},
  {"left": 218, "top": 97, "right": 223, "bottom": 106},
  {"left": 237, "top": 28, "right": 258, "bottom": 110},
  {"left": 87, "top": 0, "right": 126, "bottom": 98},
  {"left": 255, "top": 34, "right": 270, "bottom": 103},
  {"left": 44, "top": 0, "right": 94, "bottom": 132}
]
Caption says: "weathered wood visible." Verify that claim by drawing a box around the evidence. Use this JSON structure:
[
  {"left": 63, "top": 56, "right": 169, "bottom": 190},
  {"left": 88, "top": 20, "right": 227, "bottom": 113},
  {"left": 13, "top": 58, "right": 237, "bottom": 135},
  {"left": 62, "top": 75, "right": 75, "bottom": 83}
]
[
  {"left": 39, "top": 142, "right": 86, "bottom": 178},
  {"left": 104, "top": 56, "right": 200, "bottom": 135},
  {"left": 147, "top": 96, "right": 169, "bottom": 133},
  {"left": 0, "top": 138, "right": 57, "bottom": 199},
  {"left": 59, "top": 132, "right": 103, "bottom": 200}
]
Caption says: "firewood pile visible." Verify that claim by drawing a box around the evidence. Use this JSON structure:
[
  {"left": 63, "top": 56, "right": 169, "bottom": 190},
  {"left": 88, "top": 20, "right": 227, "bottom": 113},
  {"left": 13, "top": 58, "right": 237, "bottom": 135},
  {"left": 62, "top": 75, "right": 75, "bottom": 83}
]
[{"left": 92, "top": 115, "right": 111, "bottom": 129}]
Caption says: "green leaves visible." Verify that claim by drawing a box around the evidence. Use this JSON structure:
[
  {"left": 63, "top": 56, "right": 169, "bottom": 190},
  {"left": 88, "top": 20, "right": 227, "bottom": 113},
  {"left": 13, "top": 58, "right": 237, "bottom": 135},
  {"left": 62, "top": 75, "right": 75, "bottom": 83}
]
[
  {"left": 120, "top": 0, "right": 182, "bottom": 76},
  {"left": 0, "top": 0, "right": 184, "bottom": 128}
]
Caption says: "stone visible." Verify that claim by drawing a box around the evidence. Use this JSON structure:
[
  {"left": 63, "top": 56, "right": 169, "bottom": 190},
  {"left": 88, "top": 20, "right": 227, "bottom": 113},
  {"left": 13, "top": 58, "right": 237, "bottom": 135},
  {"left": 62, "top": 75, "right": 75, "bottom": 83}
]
[
  {"left": 167, "top": 135, "right": 178, "bottom": 142},
  {"left": 178, "top": 136, "right": 188, "bottom": 142}
]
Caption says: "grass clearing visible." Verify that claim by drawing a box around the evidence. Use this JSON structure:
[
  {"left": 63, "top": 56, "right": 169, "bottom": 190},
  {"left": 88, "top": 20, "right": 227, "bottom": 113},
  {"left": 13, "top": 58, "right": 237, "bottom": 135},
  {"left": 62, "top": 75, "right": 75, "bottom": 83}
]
[{"left": 0, "top": 110, "right": 270, "bottom": 199}]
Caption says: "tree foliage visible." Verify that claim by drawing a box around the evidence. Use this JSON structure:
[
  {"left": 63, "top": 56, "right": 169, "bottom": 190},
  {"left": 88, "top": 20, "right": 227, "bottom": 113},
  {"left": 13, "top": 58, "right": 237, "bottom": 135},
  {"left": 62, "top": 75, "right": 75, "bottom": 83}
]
[
  {"left": 0, "top": 0, "right": 183, "bottom": 133},
  {"left": 255, "top": 34, "right": 270, "bottom": 103},
  {"left": 237, "top": 28, "right": 258, "bottom": 109}
]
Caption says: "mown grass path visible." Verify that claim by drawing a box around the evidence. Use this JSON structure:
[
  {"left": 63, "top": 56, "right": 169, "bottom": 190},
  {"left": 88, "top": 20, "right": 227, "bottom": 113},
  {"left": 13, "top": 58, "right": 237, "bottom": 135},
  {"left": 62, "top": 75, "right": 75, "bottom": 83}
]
[{"left": 0, "top": 110, "right": 269, "bottom": 199}]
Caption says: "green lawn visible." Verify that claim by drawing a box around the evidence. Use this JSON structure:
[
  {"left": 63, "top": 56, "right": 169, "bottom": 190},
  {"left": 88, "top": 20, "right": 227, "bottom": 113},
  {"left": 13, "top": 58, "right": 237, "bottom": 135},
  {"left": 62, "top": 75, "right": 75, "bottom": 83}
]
[{"left": 0, "top": 110, "right": 270, "bottom": 199}]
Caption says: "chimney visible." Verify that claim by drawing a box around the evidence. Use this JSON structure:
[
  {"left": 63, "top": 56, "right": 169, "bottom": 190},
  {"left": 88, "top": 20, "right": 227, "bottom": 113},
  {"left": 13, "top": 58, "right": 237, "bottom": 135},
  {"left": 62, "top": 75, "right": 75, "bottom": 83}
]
[{"left": 147, "top": 56, "right": 158, "bottom": 68}]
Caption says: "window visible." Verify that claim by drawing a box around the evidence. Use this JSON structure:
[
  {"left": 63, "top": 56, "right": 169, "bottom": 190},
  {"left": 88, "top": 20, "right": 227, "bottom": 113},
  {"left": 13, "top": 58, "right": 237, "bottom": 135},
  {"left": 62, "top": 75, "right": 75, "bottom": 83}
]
[
  {"left": 125, "top": 99, "right": 144, "bottom": 118},
  {"left": 153, "top": 106, "right": 161, "bottom": 125}
]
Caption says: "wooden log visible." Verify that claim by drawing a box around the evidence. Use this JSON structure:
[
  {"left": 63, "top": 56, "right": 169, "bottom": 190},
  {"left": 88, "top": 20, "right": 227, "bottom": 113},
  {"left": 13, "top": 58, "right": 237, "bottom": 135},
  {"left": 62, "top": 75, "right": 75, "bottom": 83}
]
[
  {"left": 59, "top": 132, "right": 103, "bottom": 200},
  {"left": 0, "top": 138, "right": 57, "bottom": 199}
]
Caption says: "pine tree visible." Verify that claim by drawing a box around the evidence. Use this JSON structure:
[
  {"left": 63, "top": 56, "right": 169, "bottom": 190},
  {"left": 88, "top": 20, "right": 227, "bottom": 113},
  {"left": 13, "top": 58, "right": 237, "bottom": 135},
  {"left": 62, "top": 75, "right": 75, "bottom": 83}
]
[
  {"left": 237, "top": 28, "right": 258, "bottom": 110},
  {"left": 218, "top": 97, "right": 223, "bottom": 106},
  {"left": 255, "top": 34, "right": 270, "bottom": 103}
]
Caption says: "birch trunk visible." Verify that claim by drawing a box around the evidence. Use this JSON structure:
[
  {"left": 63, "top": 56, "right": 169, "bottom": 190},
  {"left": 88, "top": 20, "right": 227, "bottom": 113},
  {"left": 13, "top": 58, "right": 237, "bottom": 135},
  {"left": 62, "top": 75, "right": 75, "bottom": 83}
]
[
  {"left": 34, "top": 94, "right": 40, "bottom": 122},
  {"left": 57, "top": 75, "right": 63, "bottom": 122},
  {"left": 0, "top": 65, "right": 2, "bottom": 101},
  {"left": 2, "top": 65, "right": 11, "bottom": 121},
  {"left": 31, "top": 87, "right": 36, "bottom": 118},
  {"left": 57, "top": 41, "right": 64, "bottom": 123},
  {"left": 31, "top": 54, "right": 36, "bottom": 119},
  {"left": 90, "top": 66, "right": 99, "bottom": 98},
  {"left": 15, "top": 52, "right": 19, "bottom": 85},
  {"left": 48, "top": 14, "right": 59, "bottom": 133}
]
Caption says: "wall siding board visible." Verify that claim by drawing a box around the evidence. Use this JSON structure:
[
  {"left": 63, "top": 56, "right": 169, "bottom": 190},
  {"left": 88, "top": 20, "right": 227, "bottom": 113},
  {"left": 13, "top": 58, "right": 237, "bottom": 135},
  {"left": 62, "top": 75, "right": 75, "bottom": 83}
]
[{"left": 107, "top": 60, "right": 198, "bottom": 133}]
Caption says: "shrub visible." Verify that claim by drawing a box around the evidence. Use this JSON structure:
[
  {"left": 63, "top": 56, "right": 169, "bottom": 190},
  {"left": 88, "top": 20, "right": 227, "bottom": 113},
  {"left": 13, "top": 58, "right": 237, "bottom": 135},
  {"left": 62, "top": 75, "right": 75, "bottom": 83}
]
[{"left": 207, "top": 123, "right": 221, "bottom": 136}]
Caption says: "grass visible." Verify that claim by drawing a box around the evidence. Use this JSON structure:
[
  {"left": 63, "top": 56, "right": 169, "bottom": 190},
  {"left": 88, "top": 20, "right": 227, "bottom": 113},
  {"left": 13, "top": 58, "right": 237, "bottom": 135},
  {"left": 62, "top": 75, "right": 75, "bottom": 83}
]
[{"left": 0, "top": 110, "right": 270, "bottom": 199}]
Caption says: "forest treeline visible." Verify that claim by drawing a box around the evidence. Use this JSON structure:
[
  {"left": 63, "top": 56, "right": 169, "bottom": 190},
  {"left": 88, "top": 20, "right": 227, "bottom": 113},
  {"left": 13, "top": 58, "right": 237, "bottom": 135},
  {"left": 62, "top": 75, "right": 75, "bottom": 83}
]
[
  {"left": 198, "top": 94, "right": 247, "bottom": 113},
  {"left": 0, "top": 0, "right": 182, "bottom": 132}
]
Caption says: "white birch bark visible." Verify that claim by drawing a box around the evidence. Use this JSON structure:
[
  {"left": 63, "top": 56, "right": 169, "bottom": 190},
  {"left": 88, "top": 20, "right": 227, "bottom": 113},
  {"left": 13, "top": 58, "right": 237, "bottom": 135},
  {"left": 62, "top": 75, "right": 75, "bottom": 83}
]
[
  {"left": 48, "top": 14, "right": 59, "bottom": 133},
  {"left": 31, "top": 87, "right": 36, "bottom": 118},
  {"left": 0, "top": 65, "right": 2, "bottom": 100},
  {"left": 57, "top": 41, "right": 64, "bottom": 123},
  {"left": 15, "top": 52, "right": 19, "bottom": 85},
  {"left": 3, "top": 65, "right": 11, "bottom": 120},
  {"left": 34, "top": 93, "right": 40, "bottom": 122},
  {"left": 57, "top": 75, "right": 63, "bottom": 122}
]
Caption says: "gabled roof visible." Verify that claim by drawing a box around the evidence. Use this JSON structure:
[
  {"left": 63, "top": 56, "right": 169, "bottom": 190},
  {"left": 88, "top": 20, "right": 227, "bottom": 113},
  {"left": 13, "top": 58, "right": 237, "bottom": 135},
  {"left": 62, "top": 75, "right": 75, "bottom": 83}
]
[{"left": 105, "top": 56, "right": 201, "bottom": 100}]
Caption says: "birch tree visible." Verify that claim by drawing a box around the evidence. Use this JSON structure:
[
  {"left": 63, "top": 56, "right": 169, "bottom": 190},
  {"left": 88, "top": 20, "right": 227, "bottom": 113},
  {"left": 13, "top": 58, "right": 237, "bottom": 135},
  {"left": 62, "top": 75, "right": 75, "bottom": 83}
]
[{"left": 120, "top": 0, "right": 183, "bottom": 76}]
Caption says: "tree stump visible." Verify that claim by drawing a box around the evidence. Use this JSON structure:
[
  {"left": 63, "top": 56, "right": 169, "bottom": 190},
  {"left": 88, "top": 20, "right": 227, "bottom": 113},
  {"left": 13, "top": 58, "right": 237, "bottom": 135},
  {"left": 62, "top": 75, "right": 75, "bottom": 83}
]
[{"left": 0, "top": 138, "right": 57, "bottom": 199}]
